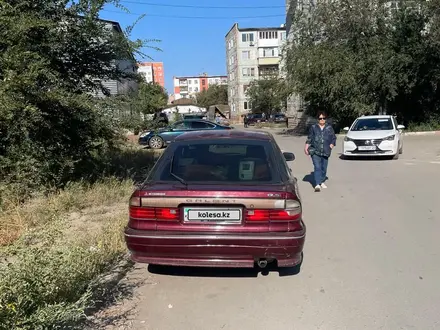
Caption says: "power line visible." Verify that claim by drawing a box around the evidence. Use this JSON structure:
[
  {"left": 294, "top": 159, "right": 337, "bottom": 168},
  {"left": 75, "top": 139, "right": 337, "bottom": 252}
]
[
  {"left": 118, "top": 1, "right": 285, "bottom": 10},
  {"left": 101, "top": 9, "right": 285, "bottom": 19}
]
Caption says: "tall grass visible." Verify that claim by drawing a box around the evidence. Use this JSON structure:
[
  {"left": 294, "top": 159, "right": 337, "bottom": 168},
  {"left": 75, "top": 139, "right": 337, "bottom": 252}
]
[{"left": 0, "top": 146, "right": 159, "bottom": 329}]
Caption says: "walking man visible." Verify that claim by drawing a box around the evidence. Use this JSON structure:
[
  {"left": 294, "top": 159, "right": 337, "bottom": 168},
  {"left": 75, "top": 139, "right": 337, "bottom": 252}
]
[{"left": 304, "top": 111, "right": 337, "bottom": 192}]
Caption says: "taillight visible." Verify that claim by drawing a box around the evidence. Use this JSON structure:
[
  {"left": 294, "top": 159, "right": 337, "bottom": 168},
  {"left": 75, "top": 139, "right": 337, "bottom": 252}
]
[
  {"left": 246, "top": 199, "right": 302, "bottom": 222},
  {"left": 129, "top": 197, "right": 179, "bottom": 221}
]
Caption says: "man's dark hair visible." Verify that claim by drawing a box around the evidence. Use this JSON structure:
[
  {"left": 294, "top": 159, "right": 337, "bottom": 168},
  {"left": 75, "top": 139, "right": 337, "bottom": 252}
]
[{"left": 317, "top": 110, "right": 327, "bottom": 118}]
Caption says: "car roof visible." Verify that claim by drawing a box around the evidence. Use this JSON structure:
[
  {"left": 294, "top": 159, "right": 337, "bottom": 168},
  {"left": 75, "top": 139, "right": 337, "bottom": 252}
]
[
  {"left": 174, "top": 129, "right": 273, "bottom": 142},
  {"left": 178, "top": 119, "right": 210, "bottom": 123},
  {"left": 357, "top": 115, "right": 393, "bottom": 119}
]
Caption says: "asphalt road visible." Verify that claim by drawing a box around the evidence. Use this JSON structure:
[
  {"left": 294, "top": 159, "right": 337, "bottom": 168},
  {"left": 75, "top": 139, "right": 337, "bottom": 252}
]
[{"left": 111, "top": 132, "right": 440, "bottom": 330}]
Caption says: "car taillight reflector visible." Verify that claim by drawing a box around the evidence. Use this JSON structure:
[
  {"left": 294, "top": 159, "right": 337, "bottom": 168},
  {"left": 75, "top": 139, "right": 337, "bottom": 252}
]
[
  {"left": 129, "top": 206, "right": 179, "bottom": 221},
  {"left": 246, "top": 199, "right": 302, "bottom": 222},
  {"left": 156, "top": 208, "right": 179, "bottom": 220},
  {"left": 246, "top": 210, "right": 270, "bottom": 221}
]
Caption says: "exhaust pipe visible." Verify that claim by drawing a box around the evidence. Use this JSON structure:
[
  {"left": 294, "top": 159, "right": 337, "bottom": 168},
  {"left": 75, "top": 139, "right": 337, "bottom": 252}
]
[{"left": 257, "top": 259, "right": 268, "bottom": 268}]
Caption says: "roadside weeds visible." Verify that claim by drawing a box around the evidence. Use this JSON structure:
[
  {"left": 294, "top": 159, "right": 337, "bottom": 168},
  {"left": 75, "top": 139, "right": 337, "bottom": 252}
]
[{"left": 0, "top": 147, "right": 159, "bottom": 330}]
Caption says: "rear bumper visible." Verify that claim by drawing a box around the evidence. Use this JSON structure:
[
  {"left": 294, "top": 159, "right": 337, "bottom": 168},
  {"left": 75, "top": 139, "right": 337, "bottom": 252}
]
[{"left": 124, "top": 228, "right": 305, "bottom": 268}]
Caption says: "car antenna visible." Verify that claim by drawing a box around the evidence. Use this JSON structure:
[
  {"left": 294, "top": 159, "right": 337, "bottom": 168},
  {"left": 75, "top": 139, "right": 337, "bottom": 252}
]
[{"left": 169, "top": 155, "right": 188, "bottom": 188}]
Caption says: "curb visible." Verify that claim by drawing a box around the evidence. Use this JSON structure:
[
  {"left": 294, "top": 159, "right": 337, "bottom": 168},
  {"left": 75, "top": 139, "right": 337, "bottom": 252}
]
[{"left": 403, "top": 131, "right": 440, "bottom": 136}]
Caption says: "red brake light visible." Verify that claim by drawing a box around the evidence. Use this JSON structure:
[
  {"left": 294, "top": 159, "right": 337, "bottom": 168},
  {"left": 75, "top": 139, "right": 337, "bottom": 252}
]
[
  {"left": 246, "top": 199, "right": 302, "bottom": 223},
  {"left": 156, "top": 208, "right": 180, "bottom": 221},
  {"left": 129, "top": 206, "right": 179, "bottom": 221},
  {"left": 130, "top": 207, "right": 155, "bottom": 219},
  {"left": 246, "top": 210, "right": 269, "bottom": 221}
]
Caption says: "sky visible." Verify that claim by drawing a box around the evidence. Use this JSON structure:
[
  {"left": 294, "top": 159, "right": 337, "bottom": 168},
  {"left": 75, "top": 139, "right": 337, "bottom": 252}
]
[{"left": 99, "top": 0, "right": 286, "bottom": 93}]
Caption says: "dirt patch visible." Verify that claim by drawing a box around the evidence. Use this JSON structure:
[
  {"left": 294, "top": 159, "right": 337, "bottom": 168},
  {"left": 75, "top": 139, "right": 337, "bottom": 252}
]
[
  {"left": 126, "top": 135, "right": 139, "bottom": 144},
  {"left": 65, "top": 202, "right": 127, "bottom": 239}
]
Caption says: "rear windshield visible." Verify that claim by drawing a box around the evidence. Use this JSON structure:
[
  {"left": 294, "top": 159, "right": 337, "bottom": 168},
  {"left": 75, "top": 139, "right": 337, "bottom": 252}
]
[
  {"left": 351, "top": 118, "right": 394, "bottom": 131},
  {"left": 153, "top": 142, "right": 281, "bottom": 184}
]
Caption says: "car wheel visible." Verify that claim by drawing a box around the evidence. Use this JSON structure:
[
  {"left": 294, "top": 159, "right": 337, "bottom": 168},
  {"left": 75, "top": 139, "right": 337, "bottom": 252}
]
[
  {"left": 393, "top": 152, "right": 399, "bottom": 160},
  {"left": 399, "top": 145, "right": 403, "bottom": 154},
  {"left": 148, "top": 136, "right": 164, "bottom": 149}
]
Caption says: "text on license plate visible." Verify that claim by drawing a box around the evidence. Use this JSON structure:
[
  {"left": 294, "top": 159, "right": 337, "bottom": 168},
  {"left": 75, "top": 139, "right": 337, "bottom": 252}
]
[
  {"left": 358, "top": 146, "right": 376, "bottom": 151},
  {"left": 184, "top": 208, "right": 241, "bottom": 223}
]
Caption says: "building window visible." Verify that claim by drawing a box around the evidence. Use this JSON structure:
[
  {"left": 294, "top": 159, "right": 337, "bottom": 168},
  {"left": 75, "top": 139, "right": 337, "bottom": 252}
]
[
  {"left": 281, "top": 32, "right": 286, "bottom": 41},
  {"left": 243, "top": 85, "right": 250, "bottom": 94},
  {"left": 194, "top": 80, "right": 198, "bottom": 84},
  {"left": 189, "top": 87, "right": 193, "bottom": 92},
  {"left": 244, "top": 101, "right": 250, "bottom": 110},
  {"left": 195, "top": 87, "right": 199, "bottom": 92},
  {"left": 242, "top": 67, "right": 255, "bottom": 77},
  {"left": 242, "top": 51, "right": 250, "bottom": 60},
  {"left": 202, "top": 80, "right": 206, "bottom": 86},
  {"left": 261, "top": 47, "right": 277, "bottom": 57},
  {"left": 242, "top": 33, "right": 254, "bottom": 42},
  {"left": 259, "top": 31, "right": 278, "bottom": 39}
]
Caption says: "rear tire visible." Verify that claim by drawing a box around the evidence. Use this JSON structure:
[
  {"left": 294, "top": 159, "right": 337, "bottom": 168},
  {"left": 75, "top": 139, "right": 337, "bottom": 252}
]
[{"left": 148, "top": 136, "right": 164, "bottom": 149}]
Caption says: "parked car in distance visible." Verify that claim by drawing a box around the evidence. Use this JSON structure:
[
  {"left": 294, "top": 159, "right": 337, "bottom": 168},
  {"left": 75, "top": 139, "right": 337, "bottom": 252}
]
[
  {"left": 269, "top": 113, "right": 288, "bottom": 125},
  {"left": 342, "top": 115, "right": 405, "bottom": 159},
  {"left": 183, "top": 113, "right": 205, "bottom": 120},
  {"left": 138, "top": 119, "right": 232, "bottom": 149},
  {"left": 125, "top": 130, "right": 305, "bottom": 270},
  {"left": 244, "top": 113, "right": 266, "bottom": 127}
]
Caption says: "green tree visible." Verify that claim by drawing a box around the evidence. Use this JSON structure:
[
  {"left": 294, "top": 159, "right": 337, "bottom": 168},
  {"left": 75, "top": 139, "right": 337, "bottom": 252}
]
[
  {"left": 132, "top": 81, "right": 168, "bottom": 115},
  {"left": 0, "top": 0, "right": 154, "bottom": 190},
  {"left": 245, "top": 77, "right": 288, "bottom": 115},
  {"left": 195, "top": 84, "right": 228, "bottom": 109},
  {"left": 284, "top": 0, "right": 440, "bottom": 125}
]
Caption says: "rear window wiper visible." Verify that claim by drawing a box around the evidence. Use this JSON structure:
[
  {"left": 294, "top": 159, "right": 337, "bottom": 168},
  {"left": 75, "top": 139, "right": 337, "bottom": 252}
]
[{"left": 169, "top": 155, "right": 188, "bottom": 188}]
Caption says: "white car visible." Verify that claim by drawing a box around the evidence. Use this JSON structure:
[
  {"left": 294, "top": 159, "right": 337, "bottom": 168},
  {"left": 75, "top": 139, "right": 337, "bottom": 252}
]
[{"left": 342, "top": 115, "right": 405, "bottom": 159}]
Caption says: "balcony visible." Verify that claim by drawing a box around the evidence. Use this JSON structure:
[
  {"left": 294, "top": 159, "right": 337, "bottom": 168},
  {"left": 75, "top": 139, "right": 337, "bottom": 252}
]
[
  {"left": 259, "top": 65, "right": 279, "bottom": 78},
  {"left": 258, "top": 57, "right": 280, "bottom": 65}
]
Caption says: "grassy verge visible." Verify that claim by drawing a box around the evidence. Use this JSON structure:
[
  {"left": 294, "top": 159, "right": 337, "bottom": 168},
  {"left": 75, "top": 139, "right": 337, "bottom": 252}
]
[
  {"left": 0, "top": 146, "right": 159, "bottom": 329},
  {"left": 407, "top": 120, "right": 440, "bottom": 132}
]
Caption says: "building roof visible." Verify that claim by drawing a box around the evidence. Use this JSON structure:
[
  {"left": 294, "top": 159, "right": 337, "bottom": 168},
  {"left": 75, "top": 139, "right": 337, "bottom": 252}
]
[
  {"left": 96, "top": 18, "right": 123, "bottom": 33},
  {"left": 225, "top": 23, "right": 286, "bottom": 38},
  {"left": 174, "top": 75, "right": 227, "bottom": 80},
  {"left": 171, "top": 98, "right": 195, "bottom": 106},
  {"left": 175, "top": 129, "right": 273, "bottom": 142}
]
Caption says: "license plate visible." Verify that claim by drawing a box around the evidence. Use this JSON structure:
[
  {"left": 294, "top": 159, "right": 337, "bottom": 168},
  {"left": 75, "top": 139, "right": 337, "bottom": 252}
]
[
  {"left": 184, "top": 207, "right": 242, "bottom": 224},
  {"left": 358, "top": 146, "right": 376, "bottom": 151}
]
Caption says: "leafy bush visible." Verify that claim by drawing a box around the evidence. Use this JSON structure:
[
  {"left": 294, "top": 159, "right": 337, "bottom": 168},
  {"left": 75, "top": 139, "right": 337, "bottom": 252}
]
[{"left": 407, "top": 120, "right": 440, "bottom": 132}]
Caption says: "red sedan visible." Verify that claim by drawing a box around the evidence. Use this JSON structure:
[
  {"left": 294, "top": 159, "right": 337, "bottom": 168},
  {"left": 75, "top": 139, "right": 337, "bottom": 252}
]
[{"left": 125, "top": 130, "right": 306, "bottom": 270}]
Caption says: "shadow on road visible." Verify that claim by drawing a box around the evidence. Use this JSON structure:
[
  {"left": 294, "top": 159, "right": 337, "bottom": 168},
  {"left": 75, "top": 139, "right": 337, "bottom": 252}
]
[{"left": 147, "top": 262, "right": 302, "bottom": 278}]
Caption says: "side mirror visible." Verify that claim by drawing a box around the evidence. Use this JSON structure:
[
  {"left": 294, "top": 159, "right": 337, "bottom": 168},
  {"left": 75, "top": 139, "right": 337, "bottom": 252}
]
[
  {"left": 283, "top": 152, "right": 295, "bottom": 162},
  {"left": 343, "top": 127, "right": 350, "bottom": 131},
  {"left": 397, "top": 125, "right": 405, "bottom": 130}
]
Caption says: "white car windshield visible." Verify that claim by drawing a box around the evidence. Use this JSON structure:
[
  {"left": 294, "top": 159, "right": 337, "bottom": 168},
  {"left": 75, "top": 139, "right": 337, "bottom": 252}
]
[{"left": 351, "top": 118, "right": 393, "bottom": 131}]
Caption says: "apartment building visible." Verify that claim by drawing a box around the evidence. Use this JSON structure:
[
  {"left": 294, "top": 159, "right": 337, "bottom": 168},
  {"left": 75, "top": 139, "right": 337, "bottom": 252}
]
[
  {"left": 172, "top": 73, "right": 227, "bottom": 100},
  {"left": 94, "top": 19, "right": 138, "bottom": 97},
  {"left": 225, "top": 23, "right": 287, "bottom": 118},
  {"left": 137, "top": 62, "right": 165, "bottom": 88}
]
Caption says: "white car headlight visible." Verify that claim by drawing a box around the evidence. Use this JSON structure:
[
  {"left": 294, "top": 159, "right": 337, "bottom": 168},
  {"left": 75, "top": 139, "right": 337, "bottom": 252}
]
[
  {"left": 139, "top": 131, "right": 150, "bottom": 138},
  {"left": 344, "top": 136, "right": 353, "bottom": 142},
  {"left": 383, "top": 135, "right": 395, "bottom": 141}
]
